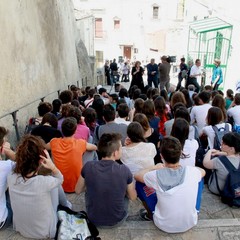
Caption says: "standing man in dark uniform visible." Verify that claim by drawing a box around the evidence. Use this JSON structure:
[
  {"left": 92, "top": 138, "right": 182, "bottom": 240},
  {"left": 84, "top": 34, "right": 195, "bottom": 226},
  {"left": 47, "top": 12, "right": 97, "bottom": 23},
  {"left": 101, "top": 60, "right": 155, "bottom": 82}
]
[
  {"left": 104, "top": 60, "right": 111, "bottom": 85},
  {"left": 147, "top": 58, "right": 159, "bottom": 88},
  {"left": 110, "top": 59, "right": 119, "bottom": 84},
  {"left": 176, "top": 57, "right": 188, "bottom": 91}
]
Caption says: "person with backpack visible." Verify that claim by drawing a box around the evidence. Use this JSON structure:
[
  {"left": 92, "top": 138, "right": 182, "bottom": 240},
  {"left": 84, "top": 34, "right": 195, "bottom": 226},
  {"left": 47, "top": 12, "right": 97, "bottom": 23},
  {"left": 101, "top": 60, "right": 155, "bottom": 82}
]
[
  {"left": 203, "top": 132, "right": 240, "bottom": 198},
  {"left": 201, "top": 107, "right": 232, "bottom": 150}
]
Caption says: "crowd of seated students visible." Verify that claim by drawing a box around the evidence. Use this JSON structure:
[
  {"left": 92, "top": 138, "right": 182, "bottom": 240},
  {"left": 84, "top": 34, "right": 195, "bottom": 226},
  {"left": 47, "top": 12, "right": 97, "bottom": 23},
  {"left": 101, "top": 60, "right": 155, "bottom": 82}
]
[{"left": 1, "top": 82, "right": 240, "bottom": 239}]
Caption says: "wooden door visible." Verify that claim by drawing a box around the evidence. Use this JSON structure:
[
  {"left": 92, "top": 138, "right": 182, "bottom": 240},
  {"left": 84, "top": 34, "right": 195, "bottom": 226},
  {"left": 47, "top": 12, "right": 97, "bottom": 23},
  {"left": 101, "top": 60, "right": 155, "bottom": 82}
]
[{"left": 123, "top": 46, "right": 131, "bottom": 60}]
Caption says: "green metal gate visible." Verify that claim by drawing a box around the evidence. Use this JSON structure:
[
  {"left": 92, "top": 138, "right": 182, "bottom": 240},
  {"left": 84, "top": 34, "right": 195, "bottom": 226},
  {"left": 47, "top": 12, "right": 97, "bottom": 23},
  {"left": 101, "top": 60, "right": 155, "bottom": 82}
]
[{"left": 187, "top": 17, "right": 233, "bottom": 89}]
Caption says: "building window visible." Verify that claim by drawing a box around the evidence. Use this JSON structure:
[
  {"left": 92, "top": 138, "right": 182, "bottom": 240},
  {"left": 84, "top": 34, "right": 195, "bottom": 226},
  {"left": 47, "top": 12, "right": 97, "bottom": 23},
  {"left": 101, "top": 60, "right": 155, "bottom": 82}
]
[
  {"left": 96, "top": 51, "right": 104, "bottom": 68},
  {"left": 176, "top": 0, "right": 184, "bottom": 20},
  {"left": 114, "top": 20, "right": 120, "bottom": 29},
  {"left": 153, "top": 6, "right": 159, "bottom": 19},
  {"left": 95, "top": 18, "right": 103, "bottom": 38}
]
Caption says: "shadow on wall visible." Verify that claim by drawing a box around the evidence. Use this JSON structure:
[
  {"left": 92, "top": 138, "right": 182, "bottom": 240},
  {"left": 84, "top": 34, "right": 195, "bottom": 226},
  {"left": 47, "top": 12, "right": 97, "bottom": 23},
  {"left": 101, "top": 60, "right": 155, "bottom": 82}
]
[{"left": 76, "top": 39, "right": 95, "bottom": 87}]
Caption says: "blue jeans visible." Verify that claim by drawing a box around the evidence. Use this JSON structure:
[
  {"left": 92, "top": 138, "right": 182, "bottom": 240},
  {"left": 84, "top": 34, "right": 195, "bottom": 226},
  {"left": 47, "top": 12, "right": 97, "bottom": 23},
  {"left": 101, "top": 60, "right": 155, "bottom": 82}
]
[{"left": 148, "top": 78, "right": 158, "bottom": 88}]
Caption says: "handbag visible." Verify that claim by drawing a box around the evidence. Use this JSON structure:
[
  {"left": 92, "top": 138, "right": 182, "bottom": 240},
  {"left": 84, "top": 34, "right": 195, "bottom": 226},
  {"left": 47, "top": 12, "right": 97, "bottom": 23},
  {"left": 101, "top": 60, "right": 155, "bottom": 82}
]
[{"left": 55, "top": 205, "right": 100, "bottom": 240}]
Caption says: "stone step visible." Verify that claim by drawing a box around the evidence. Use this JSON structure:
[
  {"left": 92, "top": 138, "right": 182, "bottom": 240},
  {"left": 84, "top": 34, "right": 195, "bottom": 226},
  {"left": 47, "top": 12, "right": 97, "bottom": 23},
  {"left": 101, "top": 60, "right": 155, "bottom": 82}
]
[{"left": 98, "top": 219, "right": 240, "bottom": 240}]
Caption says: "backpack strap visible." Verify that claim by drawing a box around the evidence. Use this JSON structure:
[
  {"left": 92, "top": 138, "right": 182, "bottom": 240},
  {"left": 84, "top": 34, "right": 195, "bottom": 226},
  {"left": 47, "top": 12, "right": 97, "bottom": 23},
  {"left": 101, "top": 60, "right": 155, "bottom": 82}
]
[
  {"left": 213, "top": 170, "right": 221, "bottom": 194},
  {"left": 212, "top": 125, "right": 221, "bottom": 149},
  {"left": 218, "top": 155, "right": 236, "bottom": 172},
  {"left": 212, "top": 125, "right": 219, "bottom": 136},
  {"left": 212, "top": 155, "right": 236, "bottom": 195},
  {"left": 193, "top": 125, "right": 199, "bottom": 140},
  {"left": 214, "top": 156, "right": 236, "bottom": 194},
  {"left": 192, "top": 125, "right": 201, "bottom": 147}
]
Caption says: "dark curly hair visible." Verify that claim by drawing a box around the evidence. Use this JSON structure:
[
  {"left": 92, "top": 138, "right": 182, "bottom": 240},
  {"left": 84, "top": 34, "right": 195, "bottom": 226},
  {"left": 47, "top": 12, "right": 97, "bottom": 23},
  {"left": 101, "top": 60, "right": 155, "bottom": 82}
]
[
  {"left": 37, "top": 102, "right": 52, "bottom": 117},
  {"left": 14, "top": 135, "right": 46, "bottom": 179},
  {"left": 59, "top": 90, "right": 73, "bottom": 104}
]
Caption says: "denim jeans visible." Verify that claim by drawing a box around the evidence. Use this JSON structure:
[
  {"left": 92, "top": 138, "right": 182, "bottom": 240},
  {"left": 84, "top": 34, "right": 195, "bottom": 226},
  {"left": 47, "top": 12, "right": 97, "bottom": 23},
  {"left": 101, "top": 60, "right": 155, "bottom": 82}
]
[{"left": 148, "top": 78, "right": 159, "bottom": 88}]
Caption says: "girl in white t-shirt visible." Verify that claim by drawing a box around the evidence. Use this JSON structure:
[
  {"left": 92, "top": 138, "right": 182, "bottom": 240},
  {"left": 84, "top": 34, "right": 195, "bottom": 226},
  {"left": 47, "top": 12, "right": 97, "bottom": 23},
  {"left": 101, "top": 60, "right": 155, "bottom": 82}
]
[
  {"left": 202, "top": 107, "right": 232, "bottom": 149},
  {"left": 121, "top": 122, "right": 156, "bottom": 175},
  {"left": 171, "top": 118, "right": 198, "bottom": 167}
]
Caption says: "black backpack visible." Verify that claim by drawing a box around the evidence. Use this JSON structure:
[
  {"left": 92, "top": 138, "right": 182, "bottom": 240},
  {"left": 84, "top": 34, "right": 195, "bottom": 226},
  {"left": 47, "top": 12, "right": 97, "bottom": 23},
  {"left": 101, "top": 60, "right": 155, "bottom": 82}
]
[
  {"left": 212, "top": 124, "right": 230, "bottom": 150},
  {"left": 213, "top": 155, "right": 240, "bottom": 207}
]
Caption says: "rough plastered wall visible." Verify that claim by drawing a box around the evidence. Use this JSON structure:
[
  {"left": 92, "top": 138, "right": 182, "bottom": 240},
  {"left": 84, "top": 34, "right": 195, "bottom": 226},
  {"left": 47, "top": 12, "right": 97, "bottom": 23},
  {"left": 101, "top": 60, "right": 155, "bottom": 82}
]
[{"left": 0, "top": 0, "right": 88, "bottom": 146}]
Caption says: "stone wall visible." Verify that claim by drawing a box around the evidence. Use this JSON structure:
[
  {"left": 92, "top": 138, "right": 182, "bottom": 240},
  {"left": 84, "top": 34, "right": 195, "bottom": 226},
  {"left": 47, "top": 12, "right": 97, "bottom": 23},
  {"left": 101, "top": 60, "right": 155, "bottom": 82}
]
[{"left": 0, "top": 0, "right": 92, "bottom": 146}]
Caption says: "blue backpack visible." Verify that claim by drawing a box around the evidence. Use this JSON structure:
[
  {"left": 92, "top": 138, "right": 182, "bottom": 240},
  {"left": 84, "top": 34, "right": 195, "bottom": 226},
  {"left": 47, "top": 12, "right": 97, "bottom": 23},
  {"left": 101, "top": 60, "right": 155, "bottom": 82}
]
[
  {"left": 213, "top": 156, "right": 240, "bottom": 207},
  {"left": 212, "top": 124, "right": 230, "bottom": 150}
]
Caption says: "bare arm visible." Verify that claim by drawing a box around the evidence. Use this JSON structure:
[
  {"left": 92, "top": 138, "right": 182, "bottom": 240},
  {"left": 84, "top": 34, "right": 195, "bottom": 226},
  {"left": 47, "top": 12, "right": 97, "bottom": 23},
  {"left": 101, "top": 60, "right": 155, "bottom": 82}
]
[
  {"left": 134, "top": 163, "right": 164, "bottom": 183},
  {"left": 203, "top": 149, "right": 227, "bottom": 169},
  {"left": 126, "top": 182, "right": 137, "bottom": 200},
  {"left": 45, "top": 142, "right": 51, "bottom": 151},
  {"left": 1, "top": 142, "right": 16, "bottom": 160},
  {"left": 75, "top": 175, "right": 86, "bottom": 194},
  {"left": 203, "top": 149, "right": 214, "bottom": 169},
  {"left": 40, "top": 150, "right": 61, "bottom": 176},
  {"left": 86, "top": 143, "right": 97, "bottom": 151}
]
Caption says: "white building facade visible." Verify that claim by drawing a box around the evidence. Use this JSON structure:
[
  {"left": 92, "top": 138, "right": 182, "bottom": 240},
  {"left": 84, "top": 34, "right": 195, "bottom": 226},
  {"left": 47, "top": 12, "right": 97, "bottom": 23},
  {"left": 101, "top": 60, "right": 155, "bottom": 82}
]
[
  {"left": 73, "top": 0, "right": 186, "bottom": 68},
  {"left": 73, "top": 0, "right": 240, "bottom": 91}
]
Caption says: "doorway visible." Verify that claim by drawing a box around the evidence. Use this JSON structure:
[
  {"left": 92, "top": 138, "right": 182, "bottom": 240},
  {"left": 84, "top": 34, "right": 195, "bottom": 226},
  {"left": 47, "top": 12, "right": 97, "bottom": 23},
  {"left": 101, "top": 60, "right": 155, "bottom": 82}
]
[{"left": 123, "top": 46, "right": 131, "bottom": 60}]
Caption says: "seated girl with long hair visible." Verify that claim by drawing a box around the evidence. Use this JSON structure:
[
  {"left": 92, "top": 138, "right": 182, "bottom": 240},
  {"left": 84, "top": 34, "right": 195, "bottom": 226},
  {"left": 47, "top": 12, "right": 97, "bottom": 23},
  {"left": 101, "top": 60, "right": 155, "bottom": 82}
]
[
  {"left": 171, "top": 118, "right": 199, "bottom": 167},
  {"left": 8, "top": 135, "right": 70, "bottom": 239},
  {"left": 201, "top": 107, "right": 232, "bottom": 150},
  {"left": 133, "top": 113, "right": 161, "bottom": 164},
  {"left": 121, "top": 122, "right": 156, "bottom": 175}
]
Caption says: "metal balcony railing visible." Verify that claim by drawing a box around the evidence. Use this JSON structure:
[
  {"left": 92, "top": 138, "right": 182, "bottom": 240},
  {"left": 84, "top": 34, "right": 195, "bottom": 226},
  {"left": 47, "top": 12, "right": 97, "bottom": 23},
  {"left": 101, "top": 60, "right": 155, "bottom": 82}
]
[{"left": 0, "top": 90, "right": 61, "bottom": 141}]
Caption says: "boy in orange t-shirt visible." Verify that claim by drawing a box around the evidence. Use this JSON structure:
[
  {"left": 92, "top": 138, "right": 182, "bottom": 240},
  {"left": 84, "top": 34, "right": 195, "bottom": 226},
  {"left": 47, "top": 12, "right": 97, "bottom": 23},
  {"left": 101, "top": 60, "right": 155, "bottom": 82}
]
[{"left": 50, "top": 117, "right": 97, "bottom": 192}]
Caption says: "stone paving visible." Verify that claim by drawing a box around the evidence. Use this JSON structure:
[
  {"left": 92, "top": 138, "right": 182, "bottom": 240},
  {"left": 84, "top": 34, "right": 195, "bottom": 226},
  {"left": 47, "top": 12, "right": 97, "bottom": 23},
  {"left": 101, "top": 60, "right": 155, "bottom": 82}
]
[
  {"left": 1, "top": 187, "right": 240, "bottom": 239},
  {"left": 1, "top": 80, "right": 240, "bottom": 239}
]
